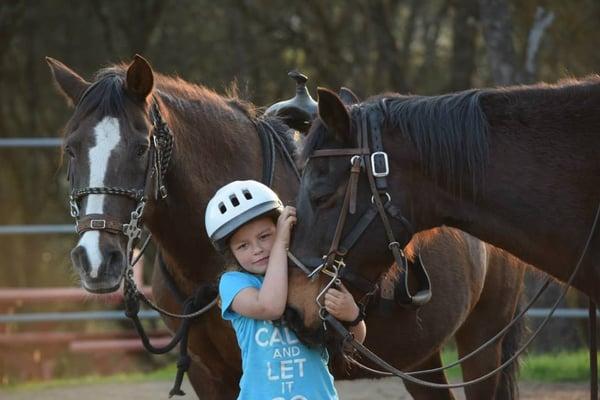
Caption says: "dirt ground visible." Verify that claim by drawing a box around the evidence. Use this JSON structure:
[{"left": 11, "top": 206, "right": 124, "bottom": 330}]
[{"left": 0, "top": 378, "right": 591, "bottom": 399}]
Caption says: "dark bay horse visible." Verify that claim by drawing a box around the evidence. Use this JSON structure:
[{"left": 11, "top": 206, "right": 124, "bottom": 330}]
[
  {"left": 289, "top": 82, "right": 600, "bottom": 303},
  {"left": 48, "top": 55, "right": 526, "bottom": 399}
]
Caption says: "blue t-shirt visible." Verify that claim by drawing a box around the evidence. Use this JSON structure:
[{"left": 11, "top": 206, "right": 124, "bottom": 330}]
[{"left": 219, "top": 271, "right": 338, "bottom": 400}]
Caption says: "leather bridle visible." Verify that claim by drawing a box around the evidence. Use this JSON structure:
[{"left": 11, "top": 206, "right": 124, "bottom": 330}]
[
  {"left": 69, "top": 99, "right": 172, "bottom": 259},
  {"left": 290, "top": 101, "right": 432, "bottom": 311}
]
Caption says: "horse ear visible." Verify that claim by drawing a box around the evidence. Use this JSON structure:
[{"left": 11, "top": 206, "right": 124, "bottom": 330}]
[
  {"left": 46, "top": 57, "right": 91, "bottom": 106},
  {"left": 125, "top": 54, "right": 154, "bottom": 102},
  {"left": 338, "top": 87, "right": 360, "bottom": 105},
  {"left": 317, "top": 87, "right": 351, "bottom": 143}
]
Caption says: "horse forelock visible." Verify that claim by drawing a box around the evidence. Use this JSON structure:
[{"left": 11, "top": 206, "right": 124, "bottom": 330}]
[{"left": 66, "top": 69, "right": 129, "bottom": 135}]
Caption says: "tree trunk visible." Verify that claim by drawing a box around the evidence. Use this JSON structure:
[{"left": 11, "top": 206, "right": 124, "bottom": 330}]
[
  {"left": 478, "top": 0, "right": 517, "bottom": 85},
  {"left": 448, "top": 0, "right": 478, "bottom": 91}
]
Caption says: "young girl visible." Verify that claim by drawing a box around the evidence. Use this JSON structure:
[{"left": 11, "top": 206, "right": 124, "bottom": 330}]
[{"left": 205, "top": 180, "right": 366, "bottom": 400}]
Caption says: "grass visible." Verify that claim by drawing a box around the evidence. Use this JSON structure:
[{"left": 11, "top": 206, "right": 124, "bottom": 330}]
[
  {"left": 442, "top": 349, "right": 594, "bottom": 382},
  {"left": 3, "top": 350, "right": 595, "bottom": 391}
]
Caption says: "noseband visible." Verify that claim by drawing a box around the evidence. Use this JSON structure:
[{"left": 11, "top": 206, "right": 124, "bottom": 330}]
[{"left": 291, "top": 101, "right": 432, "bottom": 311}]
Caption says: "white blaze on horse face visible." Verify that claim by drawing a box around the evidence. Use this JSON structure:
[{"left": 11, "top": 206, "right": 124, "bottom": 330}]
[{"left": 77, "top": 117, "right": 122, "bottom": 278}]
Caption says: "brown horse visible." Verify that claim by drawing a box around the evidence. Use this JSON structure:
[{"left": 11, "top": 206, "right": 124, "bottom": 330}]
[
  {"left": 48, "top": 55, "right": 526, "bottom": 399},
  {"left": 289, "top": 227, "right": 527, "bottom": 400},
  {"left": 290, "top": 83, "right": 600, "bottom": 302},
  {"left": 47, "top": 55, "right": 296, "bottom": 399}
]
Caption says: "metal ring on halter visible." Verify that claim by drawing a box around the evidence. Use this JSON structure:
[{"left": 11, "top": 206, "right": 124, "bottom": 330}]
[
  {"left": 307, "top": 263, "right": 325, "bottom": 279},
  {"left": 316, "top": 265, "right": 340, "bottom": 316},
  {"left": 307, "top": 255, "right": 329, "bottom": 279},
  {"left": 69, "top": 197, "right": 79, "bottom": 218},
  {"left": 319, "top": 308, "right": 328, "bottom": 320},
  {"left": 371, "top": 192, "right": 391, "bottom": 204},
  {"left": 350, "top": 155, "right": 362, "bottom": 166}
]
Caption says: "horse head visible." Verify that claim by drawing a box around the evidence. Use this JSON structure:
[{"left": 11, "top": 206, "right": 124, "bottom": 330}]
[
  {"left": 48, "top": 55, "right": 161, "bottom": 293},
  {"left": 286, "top": 87, "right": 418, "bottom": 341}
]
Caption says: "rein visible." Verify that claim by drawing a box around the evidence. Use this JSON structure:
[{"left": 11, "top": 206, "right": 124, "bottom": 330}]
[{"left": 323, "top": 202, "right": 600, "bottom": 392}]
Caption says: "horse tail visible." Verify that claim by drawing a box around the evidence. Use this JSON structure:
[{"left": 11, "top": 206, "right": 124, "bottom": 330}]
[{"left": 495, "top": 294, "right": 528, "bottom": 400}]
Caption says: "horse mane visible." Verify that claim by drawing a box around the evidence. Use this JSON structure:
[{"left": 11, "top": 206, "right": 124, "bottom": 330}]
[
  {"left": 68, "top": 63, "right": 298, "bottom": 158},
  {"left": 82, "top": 64, "right": 259, "bottom": 118},
  {"left": 303, "top": 75, "right": 600, "bottom": 196},
  {"left": 301, "top": 90, "right": 489, "bottom": 195},
  {"left": 385, "top": 89, "right": 489, "bottom": 195}
]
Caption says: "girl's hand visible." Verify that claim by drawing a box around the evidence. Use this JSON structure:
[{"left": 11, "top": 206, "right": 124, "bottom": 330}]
[
  {"left": 275, "top": 206, "right": 296, "bottom": 247},
  {"left": 324, "top": 284, "right": 360, "bottom": 322}
]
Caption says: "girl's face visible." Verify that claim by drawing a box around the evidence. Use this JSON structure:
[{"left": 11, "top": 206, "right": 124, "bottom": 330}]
[{"left": 229, "top": 216, "right": 277, "bottom": 274}]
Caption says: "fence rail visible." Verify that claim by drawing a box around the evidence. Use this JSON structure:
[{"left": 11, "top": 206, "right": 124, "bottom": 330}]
[
  {"left": 0, "top": 138, "right": 62, "bottom": 147},
  {"left": 0, "top": 224, "right": 74, "bottom": 234},
  {"left": 1, "top": 137, "right": 70, "bottom": 235}
]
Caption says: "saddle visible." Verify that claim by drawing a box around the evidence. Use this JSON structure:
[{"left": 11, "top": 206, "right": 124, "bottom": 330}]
[{"left": 264, "top": 71, "right": 317, "bottom": 134}]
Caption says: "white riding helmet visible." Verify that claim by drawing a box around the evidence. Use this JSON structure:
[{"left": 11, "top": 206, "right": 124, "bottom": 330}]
[{"left": 205, "top": 180, "right": 283, "bottom": 251}]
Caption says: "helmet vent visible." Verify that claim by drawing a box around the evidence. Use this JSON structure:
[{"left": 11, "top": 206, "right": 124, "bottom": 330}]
[
  {"left": 242, "top": 189, "right": 253, "bottom": 200},
  {"left": 218, "top": 202, "right": 227, "bottom": 214},
  {"left": 230, "top": 194, "right": 240, "bottom": 207}
]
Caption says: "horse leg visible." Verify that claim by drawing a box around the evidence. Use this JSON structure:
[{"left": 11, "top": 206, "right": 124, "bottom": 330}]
[
  {"left": 186, "top": 358, "right": 240, "bottom": 400},
  {"left": 454, "top": 328, "right": 503, "bottom": 400},
  {"left": 455, "top": 245, "right": 526, "bottom": 400},
  {"left": 455, "top": 289, "right": 525, "bottom": 399},
  {"left": 403, "top": 351, "right": 456, "bottom": 400}
]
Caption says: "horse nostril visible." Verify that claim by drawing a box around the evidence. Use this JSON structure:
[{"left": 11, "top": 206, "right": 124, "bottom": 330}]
[
  {"left": 104, "top": 249, "right": 124, "bottom": 275},
  {"left": 70, "top": 246, "right": 90, "bottom": 274}
]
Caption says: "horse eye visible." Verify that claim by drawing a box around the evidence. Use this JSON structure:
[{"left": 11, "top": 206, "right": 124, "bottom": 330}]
[
  {"left": 312, "top": 193, "right": 332, "bottom": 208},
  {"left": 133, "top": 122, "right": 148, "bottom": 132},
  {"left": 136, "top": 144, "right": 149, "bottom": 157}
]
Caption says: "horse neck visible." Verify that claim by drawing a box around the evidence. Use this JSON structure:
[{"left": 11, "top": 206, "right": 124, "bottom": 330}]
[
  {"left": 393, "top": 82, "right": 600, "bottom": 298},
  {"left": 144, "top": 89, "right": 264, "bottom": 292}
]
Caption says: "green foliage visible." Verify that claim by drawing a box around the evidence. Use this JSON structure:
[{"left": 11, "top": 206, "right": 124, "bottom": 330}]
[
  {"left": 520, "top": 350, "right": 594, "bottom": 382},
  {"left": 442, "top": 349, "right": 594, "bottom": 382}
]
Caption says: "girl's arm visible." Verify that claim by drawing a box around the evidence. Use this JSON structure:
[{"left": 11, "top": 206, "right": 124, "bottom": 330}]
[
  {"left": 231, "top": 206, "right": 296, "bottom": 320},
  {"left": 324, "top": 285, "right": 367, "bottom": 344}
]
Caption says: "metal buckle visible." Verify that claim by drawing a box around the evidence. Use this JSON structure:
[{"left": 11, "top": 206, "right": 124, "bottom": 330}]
[
  {"left": 90, "top": 219, "right": 106, "bottom": 230},
  {"left": 371, "top": 151, "right": 389, "bottom": 177},
  {"left": 350, "top": 155, "right": 362, "bottom": 167},
  {"left": 371, "top": 192, "right": 391, "bottom": 204}
]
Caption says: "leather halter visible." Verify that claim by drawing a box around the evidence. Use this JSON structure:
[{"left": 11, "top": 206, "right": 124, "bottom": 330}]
[
  {"left": 295, "top": 101, "right": 432, "bottom": 308},
  {"left": 69, "top": 100, "right": 172, "bottom": 237}
]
